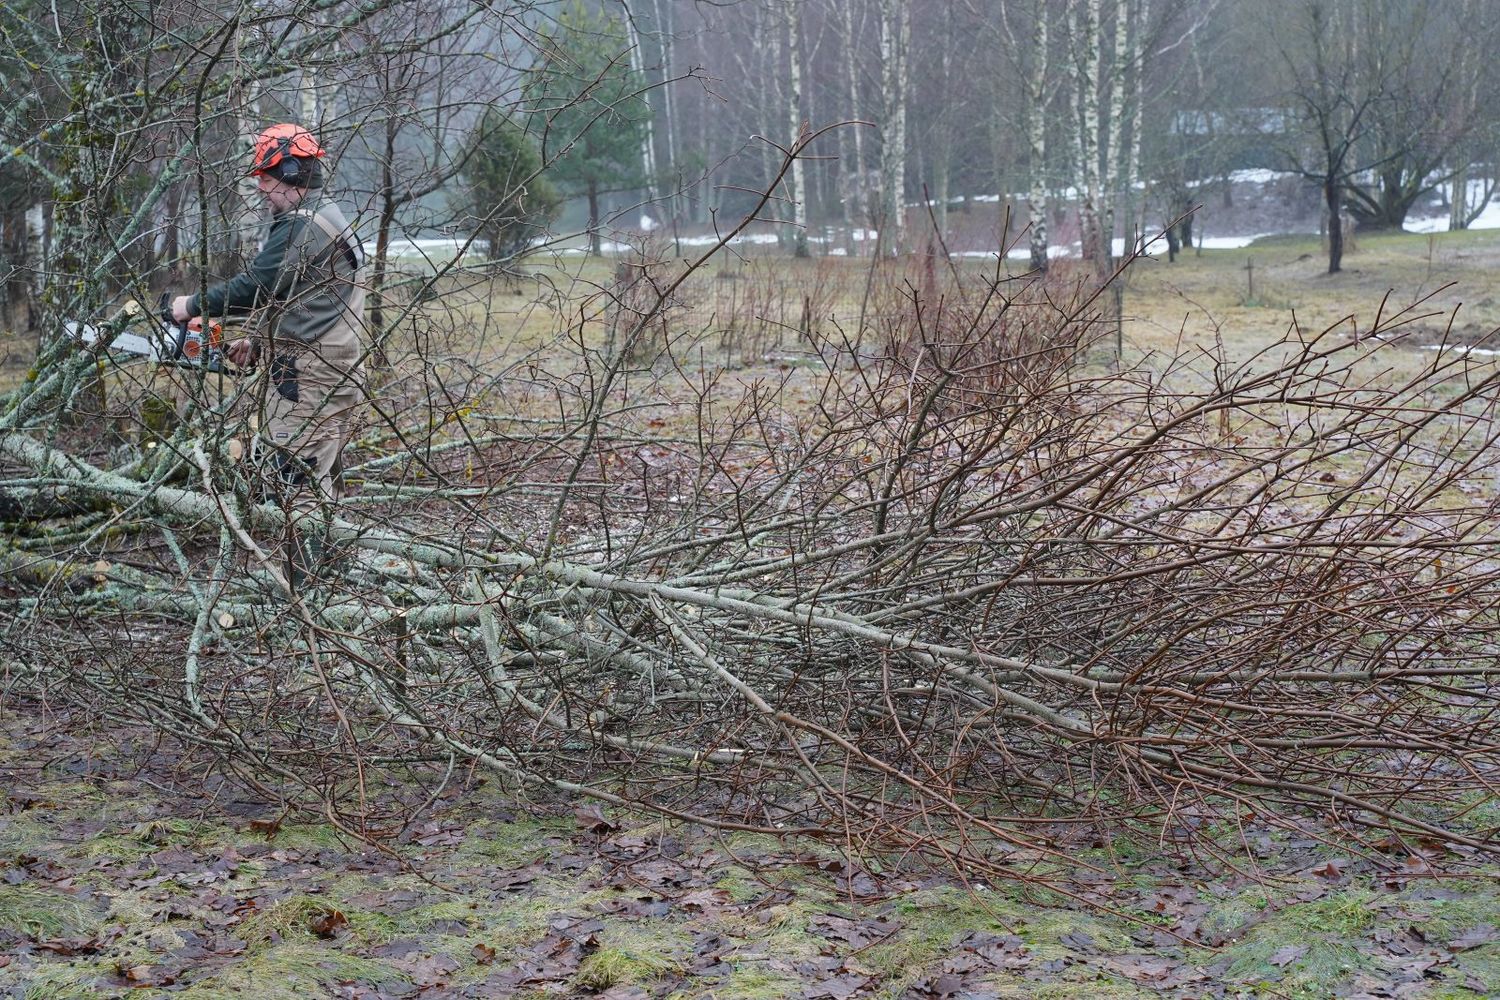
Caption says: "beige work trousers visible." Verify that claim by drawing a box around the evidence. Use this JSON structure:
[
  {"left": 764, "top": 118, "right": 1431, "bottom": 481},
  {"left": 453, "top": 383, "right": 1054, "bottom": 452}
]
[{"left": 254, "top": 341, "right": 365, "bottom": 589}]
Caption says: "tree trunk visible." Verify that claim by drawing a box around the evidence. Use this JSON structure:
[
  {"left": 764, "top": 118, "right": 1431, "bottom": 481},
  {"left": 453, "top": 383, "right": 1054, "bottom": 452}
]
[
  {"left": 1072, "top": 0, "right": 1106, "bottom": 273},
  {"left": 1325, "top": 175, "right": 1343, "bottom": 274},
  {"left": 878, "top": 0, "right": 910, "bottom": 255},
  {"left": 620, "top": 1, "right": 659, "bottom": 209},
  {"left": 1103, "top": 0, "right": 1129, "bottom": 262},
  {"left": 787, "top": 0, "right": 809, "bottom": 258},
  {"left": 654, "top": 0, "right": 680, "bottom": 241},
  {"left": 1124, "top": 0, "right": 1147, "bottom": 255},
  {"left": 1026, "top": 0, "right": 1049, "bottom": 272},
  {"left": 1450, "top": 169, "right": 1469, "bottom": 232},
  {"left": 369, "top": 114, "right": 399, "bottom": 363},
  {"left": 234, "top": 79, "right": 264, "bottom": 265},
  {"left": 840, "top": 0, "right": 866, "bottom": 257},
  {"left": 588, "top": 182, "right": 603, "bottom": 256},
  {"left": 931, "top": 3, "right": 954, "bottom": 247}
]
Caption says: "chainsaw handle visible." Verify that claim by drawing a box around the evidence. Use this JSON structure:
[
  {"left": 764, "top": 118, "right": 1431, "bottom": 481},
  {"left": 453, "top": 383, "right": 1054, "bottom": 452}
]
[{"left": 157, "top": 292, "right": 190, "bottom": 361}]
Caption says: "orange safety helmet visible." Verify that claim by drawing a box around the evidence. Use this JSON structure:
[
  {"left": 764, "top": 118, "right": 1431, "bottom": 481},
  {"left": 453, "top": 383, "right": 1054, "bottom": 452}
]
[{"left": 250, "top": 124, "right": 326, "bottom": 188}]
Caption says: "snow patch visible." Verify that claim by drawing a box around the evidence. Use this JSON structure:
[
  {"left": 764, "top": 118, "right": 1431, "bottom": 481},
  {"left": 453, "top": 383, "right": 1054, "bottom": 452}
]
[
  {"left": 1418, "top": 344, "right": 1500, "bottom": 357},
  {"left": 1405, "top": 197, "right": 1500, "bottom": 234},
  {"left": 367, "top": 237, "right": 484, "bottom": 263}
]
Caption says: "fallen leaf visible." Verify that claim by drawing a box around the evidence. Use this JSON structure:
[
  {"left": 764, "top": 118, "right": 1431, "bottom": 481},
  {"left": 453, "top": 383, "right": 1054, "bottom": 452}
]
[
  {"left": 308, "top": 907, "right": 348, "bottom": 938},
  {"left": 121, "top": 963, "right": 163, "bottom": 984},
  {"left": 679, "top": 887, "right": 733, "bottom": 911},
  {"left": 407, "top": 952, "right": 461, "bottom": 987},
  {"left": 34, "top": 938, "right": 99, "bottom": 956},
  {"left": 1447, "top": 924, "right": 1498, "bottom": 952},
  {"left": 1311, "top": 859, "right": 1345, "bottom": 879},
  {"left": 1269, "top": 944, "right": 1308, "bottom": 967},
  {"left": 248, "top": 817, "right": 282, "bottom": 840},
  {"left": 472, "top": 942, "right": 496, "bottom": 965},
  {"left": 574, "top": 804, "right": 619, "bottom": 834},
  {"left": 927, "top": 972, "right": 963, "bottom": 996},
  {"left": 1104, "top": 954, "right": 1179, "bottom": 982},
  {"left": 1059, "top": 930, "right": 1099, "bottom": 953}
]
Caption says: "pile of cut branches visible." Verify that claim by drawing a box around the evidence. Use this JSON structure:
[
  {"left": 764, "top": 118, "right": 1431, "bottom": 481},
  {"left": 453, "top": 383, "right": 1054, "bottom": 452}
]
[{"left": 5, "top": 236, "right": 1498, "bottom": 893}]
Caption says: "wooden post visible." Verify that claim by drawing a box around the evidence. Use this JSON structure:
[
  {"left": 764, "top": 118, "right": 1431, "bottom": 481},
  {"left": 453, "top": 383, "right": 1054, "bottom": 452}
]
[{"left": 1245, "top": 257, "right": 1254, "bottom": 303}]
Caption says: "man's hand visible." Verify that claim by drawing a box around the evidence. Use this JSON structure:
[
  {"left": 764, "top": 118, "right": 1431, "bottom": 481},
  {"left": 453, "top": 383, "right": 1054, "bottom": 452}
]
[
  {"left": 226, "top": 338, "right": 257, "bottom": 369},
  {"left": 170, "top": 295, "right": 194, "bottom": 323}
]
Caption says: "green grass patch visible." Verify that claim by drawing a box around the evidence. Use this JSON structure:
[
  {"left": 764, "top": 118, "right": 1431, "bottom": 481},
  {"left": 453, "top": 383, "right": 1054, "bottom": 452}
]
[
  {"left": 0, "top": 884, "right": 99, "bottom": 939},
  {"left": 454, "top": 816, "right": 570, "bottom": 868},
  {"left": 175, "top": 940, "right": 402, "bottom": 999},
  {"left": 574, "top": 921, "right": 688, "bottom": 991}
]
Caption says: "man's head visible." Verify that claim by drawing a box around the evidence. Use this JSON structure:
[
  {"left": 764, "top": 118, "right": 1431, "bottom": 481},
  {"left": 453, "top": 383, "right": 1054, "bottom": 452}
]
[{"left": 250, "top": 123, "right": 326, "bottom": 195}]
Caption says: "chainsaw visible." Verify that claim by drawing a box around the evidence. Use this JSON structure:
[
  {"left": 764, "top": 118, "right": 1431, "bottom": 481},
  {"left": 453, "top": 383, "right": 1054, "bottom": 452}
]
[{"left": 67, "top": 294, "right": 227, "bottom": 372}]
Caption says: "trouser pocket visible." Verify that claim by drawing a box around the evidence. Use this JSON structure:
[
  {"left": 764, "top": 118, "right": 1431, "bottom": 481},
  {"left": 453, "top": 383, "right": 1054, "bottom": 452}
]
[{"left": 271, "top": 355, "right": 300, "bottom": 403}]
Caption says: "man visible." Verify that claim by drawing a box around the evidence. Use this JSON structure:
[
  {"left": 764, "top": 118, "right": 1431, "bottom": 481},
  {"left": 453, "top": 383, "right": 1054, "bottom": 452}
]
[{"left": 173, "top": 123, "right": 366, "bottom": 587}]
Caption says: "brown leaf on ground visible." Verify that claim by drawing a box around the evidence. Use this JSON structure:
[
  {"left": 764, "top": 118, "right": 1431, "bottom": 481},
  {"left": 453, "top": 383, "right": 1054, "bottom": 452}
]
[
  {"left": 308, "top": 906, "right": 348, "bottom": 938},
  {"left": 1269, "top": 944, "right": 1307, "bottom": 967},
  {"left": 925, "top": 972, "right": 964, "bottom": 996},
  {"left": 801, "top": 974, "right": 872, "bottom": 999},
  {"left": 678, "top": 887, "right": 733, "bottom": 911},
  {"left": 1103, "top": 953, "right": 1180, "bottom": 982},
  {"left": 247, "top": 816, "right": 282, "bottom": 839},
  {"left": 404, "top": 952, "right": 461, "bottom": 987},
  {"left": 1058, "top": 930, "right": 1099, "bottom": 954},
  {"left": 31, "top": 938, "right": 99, "bottom": 956},
  {"left": 1447, "top": 924, "right": 1497, "bottom": 952},
  {"left": 1310, "top": 859, "right": 1346, "bottom": 880},
  {"left": 120, "top": 962, "right": 174, "bottom": 985},
  {"left": 574, "top": 804, "right": 620, "bottom": 834}
]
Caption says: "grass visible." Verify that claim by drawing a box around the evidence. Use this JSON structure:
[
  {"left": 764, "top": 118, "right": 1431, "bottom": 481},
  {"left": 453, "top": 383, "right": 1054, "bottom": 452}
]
[
  {"left": 175, "top": 940, "right": 402, "bottom": 999},
  {"left": 670, "top": 963, "right": 803, "bottom": 999},
  {"left": 453, "top": 815, "right": 571, "bottom": 867},
  {"left": 0, "top": 885, "right": 98, "bottom": 939},
  {"left": 574, "top": 921, "right": 689, "bottom": 990}
]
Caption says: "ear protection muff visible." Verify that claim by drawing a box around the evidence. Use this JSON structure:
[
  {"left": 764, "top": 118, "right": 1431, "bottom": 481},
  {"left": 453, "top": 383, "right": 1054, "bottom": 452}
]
[
  {"left": 250, "top": 125, "right": 326, "bottom": 188},
  {"left": 269, "top": 141, "right": 303, "bottom": 184}
]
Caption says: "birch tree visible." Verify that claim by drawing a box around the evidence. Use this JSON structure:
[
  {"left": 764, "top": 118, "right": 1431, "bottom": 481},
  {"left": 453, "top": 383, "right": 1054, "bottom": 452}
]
[
  {"left": 837, "top": 0, "right": 871, "bottom": 255},
  {"left": 785, "top": 0, "right": 810, "bottom": 257},
  {"left": 1069, "top": 0, "right": 1108, "bottom": 272},
  {"left": 1016, "top": 0, "right": 1051, "bottom": 271},
  {"left": 877, "top": 0, "right": 910, "bottom": 254},
  {"left": 618, "top": 0, "right": 661, "bottom": 212}
]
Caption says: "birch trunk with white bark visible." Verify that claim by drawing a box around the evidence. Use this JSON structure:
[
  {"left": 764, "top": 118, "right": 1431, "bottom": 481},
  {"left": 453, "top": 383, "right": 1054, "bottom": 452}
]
[
  {"left": 878, "top": 0, "right": 910, "bottom": 255},
  {"left": 1026, "top": 0, "right": 1049, "bottom": 272},
  {"left": 1071, "top": 0, "right": 1106, "bottom": 272},
  {"left": 234, "top": 79, "right": 264, "bottom": 260},
  {"left": 839, "top": 0, "right": 868, "bottom": 255},
  {"left": 620, "top": 1, "right": 659, "bottom": 210},
  {"left": 787, "top": 0, "right": 809, "bottom": 257}
]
